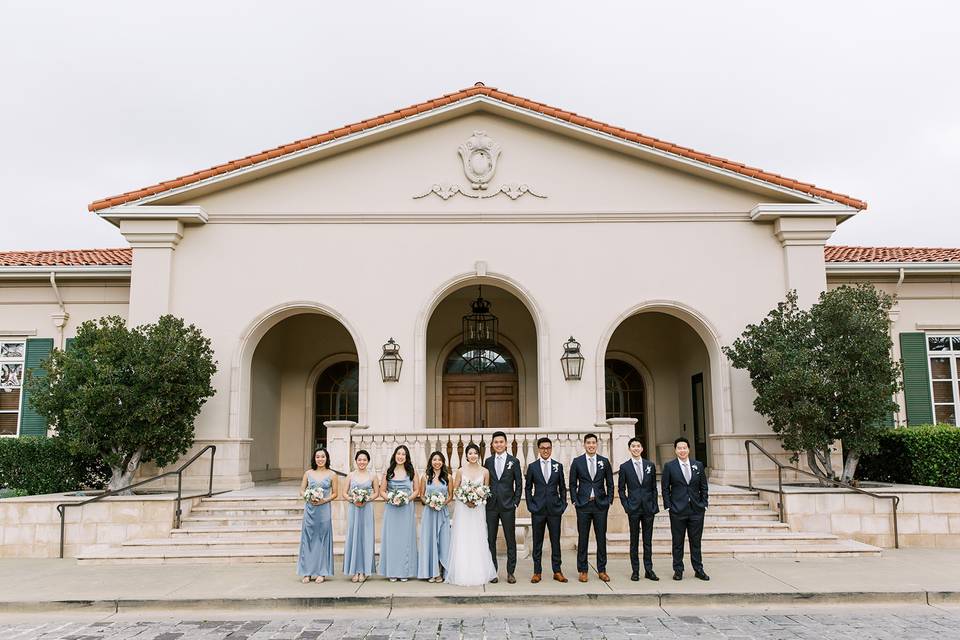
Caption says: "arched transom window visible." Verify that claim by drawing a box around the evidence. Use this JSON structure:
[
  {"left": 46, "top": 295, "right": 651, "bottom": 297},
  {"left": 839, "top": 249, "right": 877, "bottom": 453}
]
[
  {"left": 445, "top": 344, "right": 516, "bottom": 375},
  {"left": 605, "top": 359, "right": 646, "bottom": 441},
  {"left": 314, "top": 360, "right": 359, "bottom": 446}
]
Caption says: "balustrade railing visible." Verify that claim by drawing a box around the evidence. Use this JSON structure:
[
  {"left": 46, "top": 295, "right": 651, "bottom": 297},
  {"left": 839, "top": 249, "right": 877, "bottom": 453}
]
[{"left": 350, "top": 427, "right": 613, "bottom": 474}]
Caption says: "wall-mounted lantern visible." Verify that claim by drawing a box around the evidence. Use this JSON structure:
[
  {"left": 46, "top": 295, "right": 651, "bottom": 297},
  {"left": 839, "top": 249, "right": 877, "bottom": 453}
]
[
  {"left": 379, "top": 338, "right": 403, "bottom": 382},
  {"left": 561, "top": 336, "right": 585, "bottom": 381}
]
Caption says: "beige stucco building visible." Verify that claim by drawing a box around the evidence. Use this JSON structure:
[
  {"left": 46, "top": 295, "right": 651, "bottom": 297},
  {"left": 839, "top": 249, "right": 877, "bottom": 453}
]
[{"left": 2, "top": 85, "right": 959, "bottom": 490}]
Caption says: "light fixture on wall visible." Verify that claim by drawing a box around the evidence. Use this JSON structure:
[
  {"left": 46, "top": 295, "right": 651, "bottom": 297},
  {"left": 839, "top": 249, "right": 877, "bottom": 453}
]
[
  {"left": 561, "top": 336, "right": 585, "bottom": 381},
  {"left": 379, "top": 338, "right": 403, "bottom": 382},
  {"left": 462, "top": 285, "right": 498, "bottom": 349}
]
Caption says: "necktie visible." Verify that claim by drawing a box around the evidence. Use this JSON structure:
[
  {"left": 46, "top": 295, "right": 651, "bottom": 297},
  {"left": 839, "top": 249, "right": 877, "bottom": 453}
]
[
  {"left": 588, "top": 456, "right": 596, "bottom": 479},
  {"left": 634, "top": 460, "right": 643, "bottom": 483},
  {"left": 682, "top": 462, "right": 691, "bottom": 483},
  {"left": 542, "top": 459, "right": 551, "bottom": 482},
  {"left": 496, "top": 455, "right": 504, "bottom": 479}
]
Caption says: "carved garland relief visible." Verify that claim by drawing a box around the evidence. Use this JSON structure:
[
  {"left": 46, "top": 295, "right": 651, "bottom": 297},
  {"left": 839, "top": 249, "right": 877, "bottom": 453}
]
[{"left": 414, "top": 131, "right": 546, "bottom": 201}]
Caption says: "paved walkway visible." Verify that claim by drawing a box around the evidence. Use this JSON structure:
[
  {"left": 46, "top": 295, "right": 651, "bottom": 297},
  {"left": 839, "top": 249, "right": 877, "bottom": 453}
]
[
  {"left": 4, "top": 612, "right": 960, "bottom": 639},
  {"left": 1, "top": 549, "right": 959, "bottom": 613}
]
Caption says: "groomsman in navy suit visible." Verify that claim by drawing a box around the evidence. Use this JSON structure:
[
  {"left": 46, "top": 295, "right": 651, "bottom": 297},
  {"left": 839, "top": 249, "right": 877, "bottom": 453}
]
[
  {"left": 524, "top": 436, "right": 568, "bottom": 584},
  {"left": 617, "top": 437, "right": 659, "bottom": 581},
  {"left": 661, "top": 436, "right": 710, "bottom": 581},
  {"left": 483, "top": 431, "right": 523, "bottom": 584},
  {"left": 568, "top": 433, "right": 615, "bottom": 582}
]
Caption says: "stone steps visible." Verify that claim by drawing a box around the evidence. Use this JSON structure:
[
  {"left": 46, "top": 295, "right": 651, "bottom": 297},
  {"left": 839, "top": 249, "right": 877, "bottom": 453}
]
[{"left": 75, "top": 485, "right": 882, "bottom": 564}]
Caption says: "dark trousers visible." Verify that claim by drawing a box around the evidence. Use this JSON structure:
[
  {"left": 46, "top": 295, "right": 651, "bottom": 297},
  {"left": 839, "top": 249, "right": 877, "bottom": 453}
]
[
  {"left": 531, "top": 512, "right": 562, "bottom": 574},
  {"left": 628, "top": 512, "right": 656, "bottom": 573},
  {"left": 575, "top": 501, "right": 608, "bottom": 572},
  {"left": 485, "top": 508, "right": 517, "bottom": 573},
  {"left": 669, "top": 510, "right": 705, "bottom": 574}
]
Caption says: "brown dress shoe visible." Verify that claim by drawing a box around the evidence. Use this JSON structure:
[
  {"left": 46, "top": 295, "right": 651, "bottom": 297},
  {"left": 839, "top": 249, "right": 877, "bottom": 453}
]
[
  {"left": 578, "top": 572, "right": 588, "bottom": 582},
  {"left": 553, "top": 572, "right": 568, "bottom": 583},
  {"left": 531, "top": 573, "right": 542, "bottom": 584},
  {"left": 598, "top": 572, "right": 611, "bottom": 582},
  {"left": 507, "top": 574, "right": 516, "bottom": 584}
]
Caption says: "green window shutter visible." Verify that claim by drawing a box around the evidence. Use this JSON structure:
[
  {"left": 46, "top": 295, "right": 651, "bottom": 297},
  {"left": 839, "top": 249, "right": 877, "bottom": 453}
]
[
  {"left": 65, "top": 338, "right": 75, "bottom": 351},
  {"left": 900, "top": 332, "right": 934, "bottom": 425},
  {"left": 18, "top": 337, "right": 54, "bottom": 437}
]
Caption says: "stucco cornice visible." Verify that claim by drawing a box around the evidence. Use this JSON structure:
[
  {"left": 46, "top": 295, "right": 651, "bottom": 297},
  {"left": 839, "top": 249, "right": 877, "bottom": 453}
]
[
  {"left": 205, "top": 211, "right": 754, "bottom": 224},
  {"left": 99, "top": 205, "right": 209, "bottom": 228},
  {"left": 750, "top": 203, "right": 859, "bottom": 224}
]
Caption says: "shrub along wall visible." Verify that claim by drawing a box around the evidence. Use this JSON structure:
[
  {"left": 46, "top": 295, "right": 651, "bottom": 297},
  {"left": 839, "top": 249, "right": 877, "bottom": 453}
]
[
  {"left": 0, "top": 436, "right": 107, "bottom": 496},
  {"left": 858, "top": 424, "right": 960, "bottom": 488}
]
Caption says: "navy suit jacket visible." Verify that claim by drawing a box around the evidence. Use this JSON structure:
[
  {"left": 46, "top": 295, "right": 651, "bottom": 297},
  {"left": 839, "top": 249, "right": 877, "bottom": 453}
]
[
  {"left": 483, "top": 453, "right": 523, "bottom": 512},
  {"left": 617, "top": 457, "right": 660, "bottom": 516},
  {"left": 661, "top": 458, "right": 709, "bottom": 514},
  {"left": 568, "top": 453, "right": 615, "bottom": 509},
  {"left": 524, "top": 458, "right": 568, "bottom": 516}
]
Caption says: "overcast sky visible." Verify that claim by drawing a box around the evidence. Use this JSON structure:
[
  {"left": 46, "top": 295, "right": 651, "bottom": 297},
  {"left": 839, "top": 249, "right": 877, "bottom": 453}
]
[{"left": 2, "top": 1, "right": 958, "bottom": 251}]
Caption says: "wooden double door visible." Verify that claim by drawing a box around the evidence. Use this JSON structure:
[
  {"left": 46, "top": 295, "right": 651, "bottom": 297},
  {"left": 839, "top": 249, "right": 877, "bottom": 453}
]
[{"left": 442, "top": 374, "right": 519, "bottom": 428}]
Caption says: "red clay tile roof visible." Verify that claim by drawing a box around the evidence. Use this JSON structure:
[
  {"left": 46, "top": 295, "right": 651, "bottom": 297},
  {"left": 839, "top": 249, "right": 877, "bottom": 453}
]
[
  {"left": 825, "top": 246, "right": 960, "bottom": 263},
  {"left": 0, "top": 248, "right": 132, "bottom": 266},
  {"left": 88, "top": 83, "right": 868, "bottom": 212}
]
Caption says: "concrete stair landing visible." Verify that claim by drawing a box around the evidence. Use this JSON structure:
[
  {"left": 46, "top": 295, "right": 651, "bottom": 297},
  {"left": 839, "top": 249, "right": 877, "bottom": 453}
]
[{"left": 76, "top": 484, "right": 881, "bottom": 564}]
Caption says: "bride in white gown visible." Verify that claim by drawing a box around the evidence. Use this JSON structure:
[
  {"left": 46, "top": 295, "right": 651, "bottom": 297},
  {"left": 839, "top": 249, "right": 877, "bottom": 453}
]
[{"left": 445, "top": 443, "right": 498, "bottom": 586}]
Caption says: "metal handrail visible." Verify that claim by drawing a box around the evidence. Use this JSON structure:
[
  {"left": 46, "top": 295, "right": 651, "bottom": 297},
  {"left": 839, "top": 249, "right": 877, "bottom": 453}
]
[
  {"left": 741, "top": 439, "right": 900, "bottom": 548},
  {"left": 56, "top": 444, "right": 217, "bottom": 558}
]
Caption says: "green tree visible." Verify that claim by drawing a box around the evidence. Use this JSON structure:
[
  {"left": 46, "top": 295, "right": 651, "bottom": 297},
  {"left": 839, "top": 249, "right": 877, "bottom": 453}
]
[
  {"left": 724, "top": 285, "right": 901, "bottom": 483},
  {"left": 25, "top": 315, "right": 217, "bottom": 491}
]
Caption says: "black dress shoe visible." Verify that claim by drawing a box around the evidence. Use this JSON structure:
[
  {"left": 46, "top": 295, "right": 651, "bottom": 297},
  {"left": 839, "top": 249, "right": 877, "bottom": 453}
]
[
  {"left": 489, "top": 577, "right": 499, "bottom": 584},
  {"left": 645, "top": 571, "right": 660, "bottom": 581},
  {"left": 630, "top": 572, "right": 639, "bottom": 581},
  {"left": 694, "top": 571, "right": 710, "bottom": 581},
  {"left": 507, "top": 574, "right": 516, "bottom": 584},
  {"left": 672, "top": 571, "right": 682, "bottom": 581}
]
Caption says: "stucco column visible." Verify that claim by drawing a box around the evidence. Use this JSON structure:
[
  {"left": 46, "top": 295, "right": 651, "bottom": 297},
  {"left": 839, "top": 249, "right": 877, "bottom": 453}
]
[
  {"left": 606, "top": 417, "right": 637, "bottom": 467},
  {"left": 324, "top": 420, "right": 358, "bottom": 475},
  {"left": 773, "top": 216, "right": 836, "bottom": 308},
  {"left": 120, "top": 218, "right": 184, "bottom": 325}
]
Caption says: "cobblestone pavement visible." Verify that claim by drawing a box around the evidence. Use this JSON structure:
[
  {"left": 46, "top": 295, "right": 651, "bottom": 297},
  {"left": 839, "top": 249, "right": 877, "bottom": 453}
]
[{"left": 2, "top": 613, "right": 960, "bottom": 640}]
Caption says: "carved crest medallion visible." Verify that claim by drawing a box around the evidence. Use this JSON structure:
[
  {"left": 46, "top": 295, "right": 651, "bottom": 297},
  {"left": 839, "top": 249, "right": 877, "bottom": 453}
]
[{"left": 458, "top": 130, "right": 501, "bottom": 189}]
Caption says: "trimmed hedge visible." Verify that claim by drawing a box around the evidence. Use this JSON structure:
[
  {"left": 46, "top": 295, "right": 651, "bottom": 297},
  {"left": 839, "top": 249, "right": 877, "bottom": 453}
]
[
  {"left": 857, "top": 424, "right": 960, "bottom": 488},
  {"left": 0, "top": 436, "right": 108, "bottom": 496}
]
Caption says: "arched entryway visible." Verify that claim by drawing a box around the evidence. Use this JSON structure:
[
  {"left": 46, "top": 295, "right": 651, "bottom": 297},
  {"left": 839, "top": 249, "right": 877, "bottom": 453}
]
[
  {"left": 245, "top": 310, "right": 360, "bottom": 481},
  {"left": 425, "top": 283, "right": 539, "bottom": 428},
  {"left": 600, "top": 305, "right": 722, "bottom": 467}
]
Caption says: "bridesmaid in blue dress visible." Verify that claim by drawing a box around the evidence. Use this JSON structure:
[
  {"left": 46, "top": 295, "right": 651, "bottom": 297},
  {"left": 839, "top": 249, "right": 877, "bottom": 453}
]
[
  {"left": 343, "top": 449, "right": 379, "bottom": 583},
  {"left": 417, "top": 451, "right": 451, "bottom": 582},
  {"left": 378, "top": 444, "right": 420, "bottom": 582},
  {"left": 297, "top": 447, "right": 338, "bottom": 583}
]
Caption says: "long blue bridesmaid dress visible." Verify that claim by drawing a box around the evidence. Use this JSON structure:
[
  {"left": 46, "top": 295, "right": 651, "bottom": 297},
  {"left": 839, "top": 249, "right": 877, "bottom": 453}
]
[
  {"left": 379, "top": 476, "right": 418, "bottom": 578},
  {"left": 343, "top": 476, "right": 376, "bottom": 575},
  {"left": 417, "top": 477, "right": 451, "bottom": 579},
  {"left": 297, "top": 474, "right": 334, "bottom": 577}
]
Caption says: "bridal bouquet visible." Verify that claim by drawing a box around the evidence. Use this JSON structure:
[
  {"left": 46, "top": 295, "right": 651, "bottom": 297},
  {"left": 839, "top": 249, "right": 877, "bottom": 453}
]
[
  {"left": 454, "top": 481, "right": 491, "bottom": 508},
  {"left": 348, "top": 487, "right": 372, "bottom": 505},
  {"left": 423, "top": 492, "right": 447, "bottom": 511},
  {"left": 386, "top": 489, "right": 411, "bottom": 506},
  {"left": 303, "top": 486, "right": 326, "bottom": 503}
]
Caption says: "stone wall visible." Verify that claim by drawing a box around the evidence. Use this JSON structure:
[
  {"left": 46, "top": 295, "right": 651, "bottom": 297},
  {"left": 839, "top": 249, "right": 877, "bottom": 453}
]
[
  {"left": 0, "top": 492, "right": 194, "bottom": 558},
  {"left": 756, "top": 484, "right": 960, "bottom": 548}
]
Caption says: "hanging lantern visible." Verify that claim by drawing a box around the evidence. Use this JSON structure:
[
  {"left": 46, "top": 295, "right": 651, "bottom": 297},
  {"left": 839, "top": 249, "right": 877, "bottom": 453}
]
[
  {"left": 561, "top": 336, "right": 585, "bottom": 381},
  {"left": 379, "top": 338, "right": 403, "bottom": 382},
  {"left": 462, "top": 286, "right": 498, "bottom": 349}
]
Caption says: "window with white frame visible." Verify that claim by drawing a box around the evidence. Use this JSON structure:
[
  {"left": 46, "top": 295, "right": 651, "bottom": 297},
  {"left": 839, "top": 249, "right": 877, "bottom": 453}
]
[
  {"left": 928, "top": 335, "right": 960, "bottom": 426},
  {"left": 0, "top": 340, "right": 26, "bottom": 436}
]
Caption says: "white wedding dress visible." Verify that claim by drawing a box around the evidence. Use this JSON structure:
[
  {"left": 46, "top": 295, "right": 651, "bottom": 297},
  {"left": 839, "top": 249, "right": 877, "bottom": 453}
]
[{"left": 445, "top": 474, "right": 498, "bottom": 586}]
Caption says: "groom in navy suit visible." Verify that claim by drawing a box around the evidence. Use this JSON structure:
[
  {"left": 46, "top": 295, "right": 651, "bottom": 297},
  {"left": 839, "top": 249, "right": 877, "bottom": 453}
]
[
  {"left": 568, "top": 433, "right": 614, "bottom": 582},
  {"left": 661, "top": 436, "right": 710, "bottom": 581},
  {"left": 524, "top": 436, "right": 568, "bottom": 584},
  {"left": 617, "top": 437, "right": 659, "bottom": 581}
]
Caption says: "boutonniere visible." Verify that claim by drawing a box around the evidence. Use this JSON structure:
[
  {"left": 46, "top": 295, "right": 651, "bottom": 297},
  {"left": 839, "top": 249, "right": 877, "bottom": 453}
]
[
  {"left": 692, "top": 465, "right": 699, "bottom": 473},
  {"left": 552, "top": 463, "right": 559, "bottom": 472},
  {"left": 506, "top": 461, "right": 513, "bottom": 470},
  {"left": 597, "top": 460, "right": 605, "bottom": 469}
]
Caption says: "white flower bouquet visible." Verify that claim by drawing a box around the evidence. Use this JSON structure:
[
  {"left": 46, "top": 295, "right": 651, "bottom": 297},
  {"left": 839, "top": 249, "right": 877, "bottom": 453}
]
[
  {"left": 303, "top": 486, "right": 326, "bottom": 503},
  {"left": 348, "top": 487, "right": 372, "bottom": 505},
  {"left": 386, "top": 489, "right": 411, "bottom": 506},
  {"left": 454, "top": 480, "right": 491, "bottom": 508},
  {"left": 423, "top": 492, "right": 447, "bottom": 511}
]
